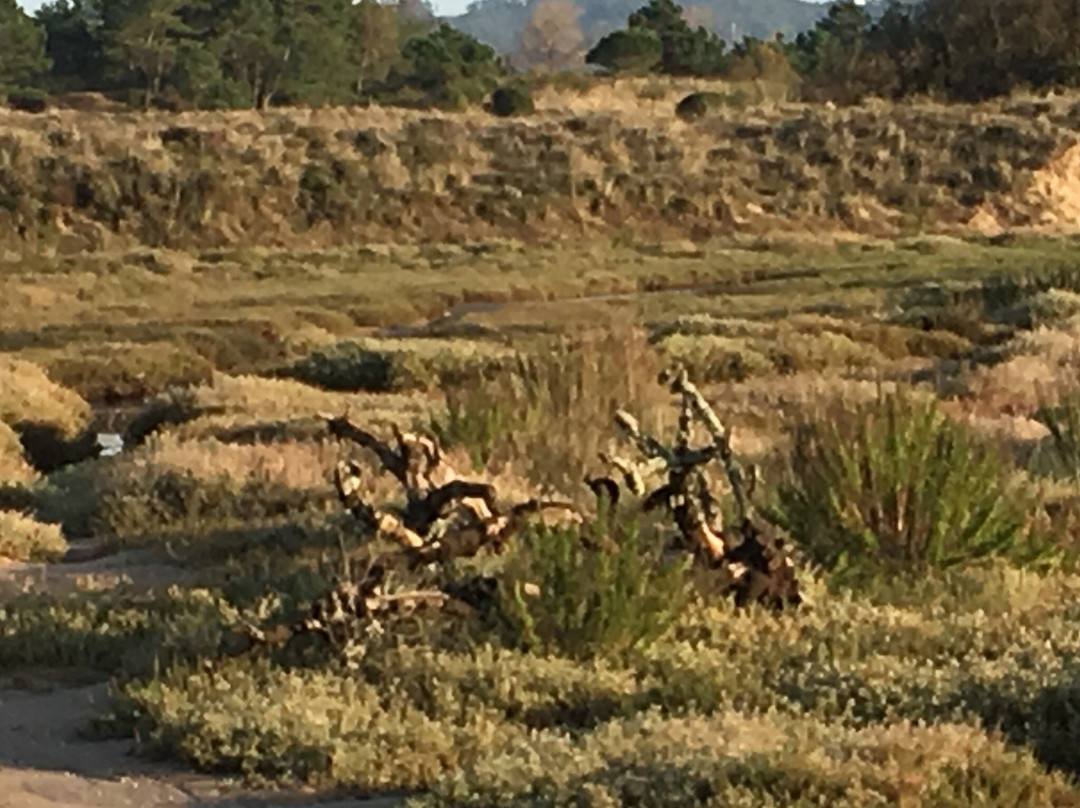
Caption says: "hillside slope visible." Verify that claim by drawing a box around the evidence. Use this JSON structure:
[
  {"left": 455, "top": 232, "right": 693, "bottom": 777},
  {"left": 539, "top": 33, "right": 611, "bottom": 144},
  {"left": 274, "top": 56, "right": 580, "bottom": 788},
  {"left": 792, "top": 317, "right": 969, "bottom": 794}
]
[{"left": 2, "top": 89, "right": 1079, "bottom": 258}]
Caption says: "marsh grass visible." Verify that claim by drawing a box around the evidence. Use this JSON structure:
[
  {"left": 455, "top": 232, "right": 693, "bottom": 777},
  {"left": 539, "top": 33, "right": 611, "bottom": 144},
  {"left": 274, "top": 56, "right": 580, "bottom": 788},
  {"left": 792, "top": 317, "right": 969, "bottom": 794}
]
[
  {"left": 1035, "top": 391, "right": 1080, "bottom": 480},
  {"left": 772, "top": 391, "right": 1047, "bottom": 584},
  {"left": 433, "top": 327, "right": 668, "bottom": 492}
]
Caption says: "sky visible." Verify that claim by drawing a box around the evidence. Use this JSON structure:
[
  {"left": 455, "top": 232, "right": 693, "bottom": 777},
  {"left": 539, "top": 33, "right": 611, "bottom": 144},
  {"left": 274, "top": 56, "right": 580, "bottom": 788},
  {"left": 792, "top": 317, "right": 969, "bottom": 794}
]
[{"left": 16, "top": 0, "right": 834, "bottom": 24}]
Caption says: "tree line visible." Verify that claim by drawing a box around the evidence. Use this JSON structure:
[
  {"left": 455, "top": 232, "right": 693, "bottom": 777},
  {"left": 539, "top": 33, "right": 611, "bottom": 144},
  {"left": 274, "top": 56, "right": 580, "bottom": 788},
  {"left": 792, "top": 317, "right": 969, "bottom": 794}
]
[
  {"left": 0, "top": 0, "right": 506, "bottom": 110},
  {"left": 1, "top": 0, "right": 1079, "bottom": 111},
  {"left": 584, "top": 0, "right": 1080, "bottom": 102}
]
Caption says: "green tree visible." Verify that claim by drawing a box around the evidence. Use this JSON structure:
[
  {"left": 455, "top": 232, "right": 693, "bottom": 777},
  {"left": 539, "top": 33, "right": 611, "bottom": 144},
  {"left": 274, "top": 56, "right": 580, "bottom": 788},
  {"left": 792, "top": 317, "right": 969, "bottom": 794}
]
[
  {"left": 587, "top": 0, "right": 726, "bottom": 77},
  {"left": 106, "top": 0, "right": 193, "bottom": 107},
  {"left": 349, "top": 0, "right": 403, "bottom": 95},
  {"left": 0, "top": 0, "right": 50, "bottom": 91},
  {"left": 36, "top": 0, "right": 107, "bottom": 91},
  {"left": 393, "top": 22, "right": 504, "bottom": 108},
  {"left": 212, "top": 0, "right": 283, "bottom": 108},
  {"left": 789, "top": 1, "right": 872, "bottom": 102},
  {"left": 585, "top": 27, "right": 662, "bottom": 73}
]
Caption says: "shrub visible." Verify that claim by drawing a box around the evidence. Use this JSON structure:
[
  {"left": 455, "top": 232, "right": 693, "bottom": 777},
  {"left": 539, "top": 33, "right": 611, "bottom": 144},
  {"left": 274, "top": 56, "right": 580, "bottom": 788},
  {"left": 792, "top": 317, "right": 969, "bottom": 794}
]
[
  {"left": 0, "top": 510, "right": 67, "bottom": 561},
  {"left": 0, "top": 588, "right": 238, "bottom": 674},
  {"left": 284, "top": 339, "right": 513, "bottom": 393},
  {"left": 431, "top": 329, "right": 666, "bottom": 491},
  {"left": 1035, "top": 392, "right": 1080, "bottom": 480},
  {"left": 0, "top": 357, "right": 91, "bottom": 438},
  {"left": 6, "top": 88, "right": 48, "bottom": 113},
  {"left": 420, "top": 715, "right": 1080, "bottom": 808},
  {"left": 0, "top": 421, "right": 35, "bottom": 485},
  {"left": 94, "top": 467, "right": 333, "bottom": 548},
  {"left": 772, "top": 392, "right": 1042, "bottom": 583},
  {"left": 674, "top": 91, "right": 726, "bottom": 121},
  {"left": 501, "top": 518, "right": 690, "bottom": 660},
  {"left": 40, "top": 341, "right": 215, "bottom": 404},
  {"left": 586, "top": 28, "right": 663, "bottom": 74},
  {"left": 490, "top": 84, "right": 534, "bottom": 117}
]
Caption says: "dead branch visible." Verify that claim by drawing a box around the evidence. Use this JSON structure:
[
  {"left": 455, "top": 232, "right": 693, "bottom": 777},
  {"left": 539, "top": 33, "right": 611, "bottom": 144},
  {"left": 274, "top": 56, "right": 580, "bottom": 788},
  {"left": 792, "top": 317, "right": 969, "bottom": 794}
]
[
  {"left": 328, "top": 416, "right": 579, "bottom": 567},
  {"left": 594, "top": 365, "right": 801, "bottom": 610}
]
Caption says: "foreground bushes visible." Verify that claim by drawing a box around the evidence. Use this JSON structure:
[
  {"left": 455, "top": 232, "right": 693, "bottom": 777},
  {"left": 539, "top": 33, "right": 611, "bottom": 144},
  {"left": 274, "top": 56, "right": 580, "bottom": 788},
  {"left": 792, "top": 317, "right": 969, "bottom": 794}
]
[
  {"left": 107, "top": 563, "right": 1080, "bottom": 795},
  {"left": 502, "top": 520, "right": 690, "bottom": 660},
  {"left": 773, "top": 392, "right": 1048, "bottom": 583}
]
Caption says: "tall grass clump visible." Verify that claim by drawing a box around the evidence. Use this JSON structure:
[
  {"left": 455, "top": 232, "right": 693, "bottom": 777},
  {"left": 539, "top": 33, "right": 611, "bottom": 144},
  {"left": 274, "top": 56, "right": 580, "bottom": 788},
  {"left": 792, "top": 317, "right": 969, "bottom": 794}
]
[
  {"left": 1035, "top": 391, "right": 1080, "bottom": 479},
  {"left": 433, "top": 327, "right": 666, "bottom": 491},
  {"left": 501, "top": 517, "right": 690, "bottom": 660},
  {"left": 773, "top": 392, "right": 1043, "bottom": 584}
]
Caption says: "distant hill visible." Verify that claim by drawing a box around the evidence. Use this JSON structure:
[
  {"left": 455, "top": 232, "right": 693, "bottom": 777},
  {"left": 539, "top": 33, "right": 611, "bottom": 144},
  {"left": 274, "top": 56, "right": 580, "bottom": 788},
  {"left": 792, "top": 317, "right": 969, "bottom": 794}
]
[{"left": 449, "top": 0, "right": 830, "bottom": 58}]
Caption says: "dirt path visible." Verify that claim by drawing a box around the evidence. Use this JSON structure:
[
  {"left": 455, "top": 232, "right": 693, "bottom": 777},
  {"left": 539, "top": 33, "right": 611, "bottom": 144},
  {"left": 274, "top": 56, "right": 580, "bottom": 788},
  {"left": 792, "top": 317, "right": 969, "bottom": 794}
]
[
  {"left": 0, "top": 677, "right": 407, "bottom": 808},
  {"left": 0, "top": 678, "right": 411, "bottom": 808},
  {"left": 0, "top": 545, "right": 407, "bottom": 808}
]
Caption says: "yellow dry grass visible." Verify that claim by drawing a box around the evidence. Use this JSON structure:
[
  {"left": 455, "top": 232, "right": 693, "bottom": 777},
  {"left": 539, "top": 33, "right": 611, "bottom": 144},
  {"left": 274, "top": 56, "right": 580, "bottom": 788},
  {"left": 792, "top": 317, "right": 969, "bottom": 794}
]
[
  {"left": 0, "top": 510, "right": 68, "bottom": 562},
  {"left": 134, "top": 432, "right": 340, "bottom": 492},
  {"left": 0, "top": 357, "right": 91, "bottom": 437},
  {"left": 0, "top": 421, "right": 36, "bottom": 486},
  {"left": 176, "top": 373, "right": 438, "bottom": 438}
]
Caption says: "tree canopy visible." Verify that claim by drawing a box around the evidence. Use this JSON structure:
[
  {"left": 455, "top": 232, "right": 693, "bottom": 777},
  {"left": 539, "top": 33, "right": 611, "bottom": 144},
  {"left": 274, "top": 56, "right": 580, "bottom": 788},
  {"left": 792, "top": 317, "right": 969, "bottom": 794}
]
[{"left": 3, "top": 0, "right": 1080, "bottom": 109}]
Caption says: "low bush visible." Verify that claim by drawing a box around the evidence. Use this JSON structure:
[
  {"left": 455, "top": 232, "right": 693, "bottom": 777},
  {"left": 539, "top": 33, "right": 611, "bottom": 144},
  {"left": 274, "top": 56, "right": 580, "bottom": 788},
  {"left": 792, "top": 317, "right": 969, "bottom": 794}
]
[
  {"left": 1035, "top": 391, "right": 1080, "bottom": 479},
  {"left": 772, "top": 392, "right": 1046, "bottom": 584},
  {"left": 490, "top": 84, "right": 534, "bottom": 117},
  {"left": 94, "top": 467, "right": 334, "bottom": 547},
  {"left": 0, "top": 421, "right": 35, "bottom": 485},
  {"left": 420, "top": 715, "right": 1079, "bottom": 808},
  {"left": 0, "top": 357, "right": 91, "bottom": 438},
  {"left": 501, "top": 519, "right": 690, "bottom": 660},
  {"left": 283, "top": 339, "right": 513, "bottom": 393},
  {"left": 0, "top": 588, "right": 239, "bottom": 675},
  {"left": 6, "top": 88, "right": 48, "bottom": 113},
  {"left": 39, "top": 342, "right": 215, "bottom": 404},
  {"left": 0, "top": 510, "right": 67, "bottom": 561},
  {"left": 674, "top": 91, "right": 728, "bottom": 121}
]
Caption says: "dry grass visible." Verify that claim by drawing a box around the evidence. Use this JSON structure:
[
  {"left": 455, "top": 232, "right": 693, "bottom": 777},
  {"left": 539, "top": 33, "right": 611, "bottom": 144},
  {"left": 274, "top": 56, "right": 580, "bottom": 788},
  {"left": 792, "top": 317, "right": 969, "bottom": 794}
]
[
  {"left": 4, "top": 92, "right": 1080, "bottom": 262},
  {"left": 0, "top": 357, "right": 90, "bottom": 438},
  {"left": 0, "top": 421, "right": 36, "bottom": 486},
  {"left": 0, "top": 510, "right": 68, "bottom": 562},
  {"left": 133, "top": 433, "right": 340, "bottom": 493},
  {"left": 176, "top": 374, "right": 437, "bottom": 438}
]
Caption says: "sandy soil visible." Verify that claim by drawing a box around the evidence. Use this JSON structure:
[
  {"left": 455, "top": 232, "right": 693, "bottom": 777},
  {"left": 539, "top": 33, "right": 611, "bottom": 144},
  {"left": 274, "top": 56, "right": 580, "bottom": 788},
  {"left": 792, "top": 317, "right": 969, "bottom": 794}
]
[{"left": 0, "top": 545, "right": 406, "bottom": 808}]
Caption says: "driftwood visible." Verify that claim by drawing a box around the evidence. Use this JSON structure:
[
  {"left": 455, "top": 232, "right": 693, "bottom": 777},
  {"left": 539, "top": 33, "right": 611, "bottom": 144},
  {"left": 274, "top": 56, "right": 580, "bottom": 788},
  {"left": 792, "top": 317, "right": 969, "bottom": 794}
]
[
  {"left": 327, "top": 415, "right": 577, "bottom": 569},
  {"left": 587, "top": 367, "right": 801, "bottom": 610}
]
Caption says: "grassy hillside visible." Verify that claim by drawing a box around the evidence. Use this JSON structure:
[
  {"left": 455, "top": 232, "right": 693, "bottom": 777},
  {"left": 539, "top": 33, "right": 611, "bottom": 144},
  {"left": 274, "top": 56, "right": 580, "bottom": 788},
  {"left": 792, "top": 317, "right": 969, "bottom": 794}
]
[{"left": 3, "top": 87, "right": 1080, "bottom": 259}]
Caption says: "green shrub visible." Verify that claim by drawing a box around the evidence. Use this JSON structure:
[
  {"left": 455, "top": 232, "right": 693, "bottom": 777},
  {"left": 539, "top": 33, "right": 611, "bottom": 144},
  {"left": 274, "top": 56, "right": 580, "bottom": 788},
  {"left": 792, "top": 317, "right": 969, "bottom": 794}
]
[
  {"left": 586, "top": 28, "right": 663, "bottom": 74},
  {"left": 431, "top": 330, "right": 665, "bottom": 491},
  {"left": 0, "top": 588, "right": 238, "bottom": 675},
  {"left": 284, "top": 339, "right": 512, "bottom": 393},
  {"left": 490, "top": 84, "right": 534, "bottom": 117},
  {"left": 772, "top": 392, "right": 1042, "bottom": 583},
  {"left": 674, "top": 91, "right": 726, "bottom": 121},
  {"left": 6, "top": 88, "right": 48, "bottom": 113},
  {"left": 501, "top": 519, "right": 690, "bottom": 660},
  {"left": 1035, "top": 392, "right": 1080, "bottom": 480}
]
